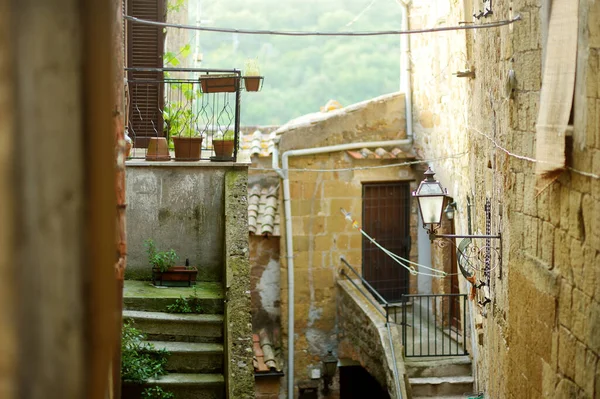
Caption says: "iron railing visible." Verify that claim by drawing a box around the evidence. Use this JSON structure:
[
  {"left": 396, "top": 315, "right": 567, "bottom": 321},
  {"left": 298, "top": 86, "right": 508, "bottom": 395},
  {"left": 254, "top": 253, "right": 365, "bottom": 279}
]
[
  {"left": 401, "top": 293, "right": 468, "bottom": 357},
  {"left": 125, "top": 67, "right": 241, "bottom": 162}
]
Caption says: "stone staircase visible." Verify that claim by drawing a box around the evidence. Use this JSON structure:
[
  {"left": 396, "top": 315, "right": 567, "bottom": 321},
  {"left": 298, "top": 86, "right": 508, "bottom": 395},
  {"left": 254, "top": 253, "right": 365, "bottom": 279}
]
[
  {"left": 407, "top": 356, "right": 475, "bottom": 398},
  {"left": 121, "top": 281, "right": 225, "bottom": 399}
]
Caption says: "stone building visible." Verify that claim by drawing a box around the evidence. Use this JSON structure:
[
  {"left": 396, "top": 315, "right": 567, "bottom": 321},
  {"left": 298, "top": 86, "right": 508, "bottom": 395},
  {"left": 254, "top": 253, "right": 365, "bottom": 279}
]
[{"left": 409, "top": 0, "right": 600, "bottom": 397}]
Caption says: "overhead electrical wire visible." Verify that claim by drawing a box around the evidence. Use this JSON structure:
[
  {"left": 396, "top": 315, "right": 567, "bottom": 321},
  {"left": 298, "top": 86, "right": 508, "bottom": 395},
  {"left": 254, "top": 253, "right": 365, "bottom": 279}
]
[{"left": 124, "top": 14, "right": 522, "bottom": 37}]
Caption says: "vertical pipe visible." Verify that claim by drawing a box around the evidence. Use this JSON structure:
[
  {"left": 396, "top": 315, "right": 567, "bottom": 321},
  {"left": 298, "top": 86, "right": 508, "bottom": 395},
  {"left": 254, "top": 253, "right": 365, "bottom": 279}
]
[{"left": 427, "top": 296, "right": 430, "bottom": 356}]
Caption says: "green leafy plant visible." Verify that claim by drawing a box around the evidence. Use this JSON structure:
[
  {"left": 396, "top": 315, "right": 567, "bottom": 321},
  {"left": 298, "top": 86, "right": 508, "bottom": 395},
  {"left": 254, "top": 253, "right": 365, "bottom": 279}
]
[
  {"left": 121, "top": 320, "right": 169, "bottom": 383},
  {"left": 142, "top": 386, "right": 175, "bottom": 399},
  {"left": 213, "top": 130, "right": 235, "bottom": 141},
  {"left": 145, "top": 239, "right": 179, "bottom": 272},
  {"left": 244, "top": 58, "right": 261, "bottom": 76},
  {"left": 166, "top": 286, "right": 204, "bottom": 314}
]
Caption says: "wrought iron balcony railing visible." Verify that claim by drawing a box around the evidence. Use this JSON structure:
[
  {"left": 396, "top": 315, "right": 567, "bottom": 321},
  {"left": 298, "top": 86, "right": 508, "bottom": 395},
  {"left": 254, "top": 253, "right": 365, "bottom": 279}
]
[{"left": 125, "top": 67, "right": 241, "bottom": 162}]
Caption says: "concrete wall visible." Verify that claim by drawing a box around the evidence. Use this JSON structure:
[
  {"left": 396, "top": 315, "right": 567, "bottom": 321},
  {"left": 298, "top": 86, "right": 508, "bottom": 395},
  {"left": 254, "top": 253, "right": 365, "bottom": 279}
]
[
  {"left": 125, "top": 163, "right": 227, "bottom": 281},
  {"left": 410, "top": 0, "right": 600, "bottom": 397}
]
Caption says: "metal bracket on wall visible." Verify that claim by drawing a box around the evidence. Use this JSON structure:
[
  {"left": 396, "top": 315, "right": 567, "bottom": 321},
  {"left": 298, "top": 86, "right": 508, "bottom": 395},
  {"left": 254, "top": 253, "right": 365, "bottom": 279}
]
[{"left": 473, "top": 0, "right": 493, "bottom": 19}]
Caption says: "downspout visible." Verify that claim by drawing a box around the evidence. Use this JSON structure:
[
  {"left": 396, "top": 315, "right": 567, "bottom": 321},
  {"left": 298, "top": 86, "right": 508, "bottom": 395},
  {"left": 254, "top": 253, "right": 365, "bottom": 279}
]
[
  {"left": 273, "top": 139, "right": 412, "bottom": 398},
  {"left": 398, "top": 0, "right": 413, "bottom": 139}
]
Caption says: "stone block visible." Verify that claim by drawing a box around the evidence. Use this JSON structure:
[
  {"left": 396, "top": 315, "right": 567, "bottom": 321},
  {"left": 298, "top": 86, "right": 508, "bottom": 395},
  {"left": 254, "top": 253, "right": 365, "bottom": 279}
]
[
  {"left": 569, "top": 191, "right": 584, "bottom": 240},
  {"left": 570, "top": 238, "right": 585, "bottom": 288},
  {"left": 558, "top": 327, "right": 577, "bottom": 380},
  {"left": 587, "top": 49, "right": 598, "bottom": 100},
  {"left": 587, "top": 96, "right": 597, "bottom": 149},
  {"left": 571, "top": 288, "right": 591, "bottom": 342},
  {"left": 540, "top": 221, "right": 555, "bottom": 266},
  {"left": 560, "top": 186, "right": 570, "bottom": 229},
  {"left": 554, "top": 229, "right": 572, "bottom": 281},
  {"left": 574, "top": 345, "right": 598, "bottom": 397},
  {"left": 559, "top": 279, "right": 573, "bottom": 329},
  {"left": 589, "top": 299, "right": 600, "bottom": 354}
]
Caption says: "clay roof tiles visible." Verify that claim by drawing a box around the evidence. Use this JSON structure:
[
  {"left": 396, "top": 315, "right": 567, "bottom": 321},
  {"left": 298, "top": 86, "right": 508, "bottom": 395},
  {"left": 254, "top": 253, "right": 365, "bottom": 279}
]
[{"left": 248, "top": 183, "right": 280, "bottom": 236}]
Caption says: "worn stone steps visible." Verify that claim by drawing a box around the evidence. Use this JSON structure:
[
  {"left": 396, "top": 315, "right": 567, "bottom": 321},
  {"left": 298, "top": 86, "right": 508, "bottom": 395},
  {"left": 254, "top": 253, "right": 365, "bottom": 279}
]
[
  {"left": 123, "top": 280, "right": 224, "bottom": 314},
  {"left": 148, "top": 341, "right": 223, "bottom": 373},
  {"left": 122, "top": 373, "right": 224, "bottom": 399},
  {"left": 405, "top": 356, "right": 472, "bottom": 378},
  {"left": 123, "top": 310, "right": 223, "bottom": 343},
  {"left": 409, "top": 376, "right": 475, "bottom": 397}
]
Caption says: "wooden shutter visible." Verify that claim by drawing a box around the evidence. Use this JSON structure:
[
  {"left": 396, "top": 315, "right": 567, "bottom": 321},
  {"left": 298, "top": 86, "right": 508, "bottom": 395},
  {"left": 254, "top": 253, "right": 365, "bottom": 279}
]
[{"left": 126, "top": 0, "right": 165, "bottom": 148}]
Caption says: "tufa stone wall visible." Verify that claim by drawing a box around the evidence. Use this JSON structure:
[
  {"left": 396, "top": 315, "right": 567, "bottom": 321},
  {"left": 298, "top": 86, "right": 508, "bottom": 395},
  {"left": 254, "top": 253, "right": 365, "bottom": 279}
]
[
  {"left": 223, "top": 168, "right": 255, "bottom": 399},
  {"left": 279, "top": 151, "right": 420, "bottom": 390},
  {"left": 337, "top": 279, "right": 409, "bottom": 399},
  {"left": 410, "top": 0, "right": 600, "bottom": 397}
]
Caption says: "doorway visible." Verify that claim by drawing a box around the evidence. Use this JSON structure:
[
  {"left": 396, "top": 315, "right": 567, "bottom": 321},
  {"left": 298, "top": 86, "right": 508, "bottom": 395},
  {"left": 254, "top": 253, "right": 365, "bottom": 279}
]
[{"left": 362, "top": 182, "right": 411, "bottom": 302}]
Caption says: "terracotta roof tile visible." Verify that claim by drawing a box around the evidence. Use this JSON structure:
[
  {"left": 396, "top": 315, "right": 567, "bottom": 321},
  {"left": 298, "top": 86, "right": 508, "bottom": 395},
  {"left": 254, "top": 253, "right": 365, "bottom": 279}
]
[
  {"left": 346, "top": 147, "right": 413, "bottom": 160},
  {"left": 253, "top": 328, "right": 282, "bottom": 374},
  {"left": 248, "top": 183, "right": 280, "bottom": 236},
  {"left": 240, "top": 129, "right": 279, "bottom": 157}
]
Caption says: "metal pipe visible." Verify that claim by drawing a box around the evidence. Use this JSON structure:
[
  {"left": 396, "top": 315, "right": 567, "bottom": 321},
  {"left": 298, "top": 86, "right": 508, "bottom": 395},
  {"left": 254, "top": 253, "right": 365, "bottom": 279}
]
[
  {"left": 273, "top": 139, "right": 412, "bottom": 399},
  {"left": 397, "top": 0, "right": 413, "bottom": 138}
]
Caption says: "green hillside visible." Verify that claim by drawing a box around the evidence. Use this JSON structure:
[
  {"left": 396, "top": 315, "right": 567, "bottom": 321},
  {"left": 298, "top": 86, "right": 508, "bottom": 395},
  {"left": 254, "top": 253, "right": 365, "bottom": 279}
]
[{"left": 176, "top": 0, "right": 404, "bottom": 125}]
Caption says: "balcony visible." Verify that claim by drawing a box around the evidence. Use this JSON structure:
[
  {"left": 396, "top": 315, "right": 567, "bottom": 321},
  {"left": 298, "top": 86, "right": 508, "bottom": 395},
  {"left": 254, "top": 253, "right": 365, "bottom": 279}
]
[{"left": 125, "top": 68, "right": 242, "bottom": 162}]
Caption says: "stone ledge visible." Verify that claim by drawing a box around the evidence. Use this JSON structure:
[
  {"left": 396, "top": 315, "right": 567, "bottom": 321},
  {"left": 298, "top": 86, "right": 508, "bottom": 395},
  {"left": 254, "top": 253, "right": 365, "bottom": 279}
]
[{"left": 126, "top": 159, "right": 250, "bottom": 167}]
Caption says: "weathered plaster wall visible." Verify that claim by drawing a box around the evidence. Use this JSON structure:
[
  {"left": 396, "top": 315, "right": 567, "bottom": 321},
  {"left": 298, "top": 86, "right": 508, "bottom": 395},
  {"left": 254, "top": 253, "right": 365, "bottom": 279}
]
[
  {"left": 125, "top": 164, "right": 226, "bottom": 281},
  {"left": 410, "top": 0, "right": 600, "bottom": 397},
  {"left": 250, "top": 236, "right": 281, "bottom": 330},
  {"left": 223, "top": 168, "right": 255, "bottom": 399}
]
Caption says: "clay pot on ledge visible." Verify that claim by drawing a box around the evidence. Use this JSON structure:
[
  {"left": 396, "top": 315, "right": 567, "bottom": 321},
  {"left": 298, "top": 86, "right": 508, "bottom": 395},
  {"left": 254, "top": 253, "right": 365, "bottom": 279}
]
[
  {"left": 152, "top": 266, "right": 198, "bottom": 287},
  {"left": 146, "top": 137, "right": 171, "bottom": 161},
  {"left": 212, "top": 140, "right": 235, "bottom": 161},
  {"left": 173, "top": 136, "right": 203, "bottom": 161}
]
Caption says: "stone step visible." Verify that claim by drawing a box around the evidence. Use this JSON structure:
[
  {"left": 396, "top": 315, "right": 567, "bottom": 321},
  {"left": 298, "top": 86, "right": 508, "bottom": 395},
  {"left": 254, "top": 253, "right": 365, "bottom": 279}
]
[
  {"left": 409, "top": 376, "right": 475, "bottom": 397},
  {"left": 123, "top": 280, "right": 224, "bottom": 314},
  {"left": 122, "top": 373, "right": 224, "bottom": 399},
  {"left": 148, "top": 341, "right": 223, "bottom": 373},
  {"left": 406, "top": 356, "right": 472, "bottom": 378},
  {"left": 123, "top": 310, "right": 223, "bottom": 343}
]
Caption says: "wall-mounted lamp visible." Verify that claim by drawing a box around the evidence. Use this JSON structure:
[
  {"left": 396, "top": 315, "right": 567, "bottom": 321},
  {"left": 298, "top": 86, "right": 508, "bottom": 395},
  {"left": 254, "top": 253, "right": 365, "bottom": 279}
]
[
  {"left": 412, "top": 167, "right": 501, "bottom": 243},
  {"left": 444, "top": 201, "right": 457, "bottom": 220},
  {"left": 321, "top": 350, "right": 337, "bottom": 395}
]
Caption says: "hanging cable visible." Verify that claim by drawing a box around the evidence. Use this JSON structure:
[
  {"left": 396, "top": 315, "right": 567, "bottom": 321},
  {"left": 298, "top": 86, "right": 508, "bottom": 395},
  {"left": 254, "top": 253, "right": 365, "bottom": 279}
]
[
  {"left": 124, "top": 14, "right": 521, "bottom": 37},
  {"left": 339, "top": 208, "right": 460, "bottom": 277}
]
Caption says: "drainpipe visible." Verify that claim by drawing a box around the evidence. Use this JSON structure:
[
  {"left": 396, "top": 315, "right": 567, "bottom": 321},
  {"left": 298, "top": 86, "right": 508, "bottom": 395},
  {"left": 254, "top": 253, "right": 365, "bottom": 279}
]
[
  {"left": 273, "top": 139, "right": 412, "bottom": 399},
  {"left": 398, "top": 0, "right": 413, "bottom": 139}
]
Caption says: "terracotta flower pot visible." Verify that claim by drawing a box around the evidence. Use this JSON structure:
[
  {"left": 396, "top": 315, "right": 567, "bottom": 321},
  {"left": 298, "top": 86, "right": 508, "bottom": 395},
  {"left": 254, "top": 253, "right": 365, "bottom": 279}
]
[
  {"left": 244, "top": 76, "right": 263, "bottom": 92},
  {"left": 213, "top": 139, "right": 235, "bottom": 159},
  {"left": 146, "top": 137, "right": 171, "bottom": 161},
  {"left": 152, "top": 266, "right": 198, "bottom": 287},
  {"left": 173, "top": 137, "right": 202, "bottom": 161},
  {"left": 199, "top": 74, "right": 239, "bottom": 93}
]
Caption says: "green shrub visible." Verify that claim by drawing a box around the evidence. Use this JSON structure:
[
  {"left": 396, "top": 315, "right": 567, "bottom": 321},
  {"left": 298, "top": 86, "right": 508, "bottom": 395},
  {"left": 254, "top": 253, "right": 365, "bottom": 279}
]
[
  {"left": 121, "top": 320, "right": 169, "bottom": 383},
  {"left": 142, "top": 386, "right": 175, "bottom": 399}
]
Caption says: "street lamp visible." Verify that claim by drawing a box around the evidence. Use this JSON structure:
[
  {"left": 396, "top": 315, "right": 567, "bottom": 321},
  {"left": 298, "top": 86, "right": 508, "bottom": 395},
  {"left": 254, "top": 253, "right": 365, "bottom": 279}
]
[
  {"left": 444, "top": 201, "right": 457, "bottom": 220},
  {"left": 412, "top": 168, "right": 501, "bottom": 243},
  {"left": 412, "top": 167, "right": 447, "bottom": 234},
  {"left": 321, "top": 350, "right": 337, "bottom": 395}
]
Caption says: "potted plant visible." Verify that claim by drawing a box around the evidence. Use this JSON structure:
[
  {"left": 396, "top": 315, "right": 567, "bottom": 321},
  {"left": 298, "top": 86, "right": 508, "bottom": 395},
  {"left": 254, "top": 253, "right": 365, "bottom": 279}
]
[
  {"left": 212, "top": 130, "right": 236, "bottom": 160},
  {"left": 243, "top": 58, "right": 263, "bottom": 92},
  {"left": 199, "top": 73, "right": 239, "bottom": 93},
  {"left": 145, "top": 239, "right": 197, "bottom": 287},
  {"left": 146, "top": 137, "right": 171, "bottom": 161},
  {"left": 164, "top": 102, "right": 203, "bottom": 161}
]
